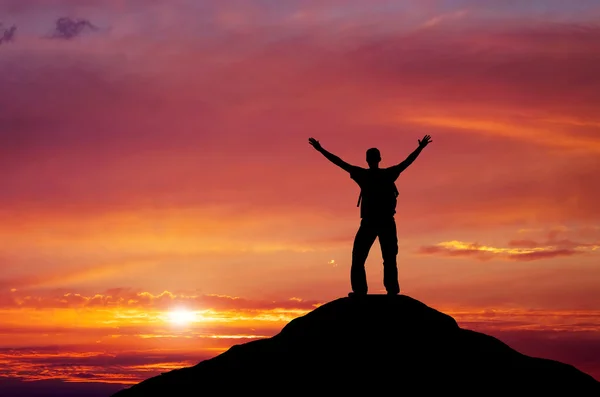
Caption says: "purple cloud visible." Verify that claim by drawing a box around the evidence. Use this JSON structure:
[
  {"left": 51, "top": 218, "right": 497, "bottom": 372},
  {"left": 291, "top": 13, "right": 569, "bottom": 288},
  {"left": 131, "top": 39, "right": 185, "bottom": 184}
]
[
  {"left": 49, "top": 18, "right": 98, "bottom": 39},
  {"left": 0, "top": 24, "right": 16, "bottom": 45}
]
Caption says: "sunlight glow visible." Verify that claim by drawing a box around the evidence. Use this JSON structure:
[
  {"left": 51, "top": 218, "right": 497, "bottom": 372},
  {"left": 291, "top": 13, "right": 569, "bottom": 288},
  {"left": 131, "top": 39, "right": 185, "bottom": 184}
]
[{"left": 167, "top": 309, "right": 196, "bottom": 325}]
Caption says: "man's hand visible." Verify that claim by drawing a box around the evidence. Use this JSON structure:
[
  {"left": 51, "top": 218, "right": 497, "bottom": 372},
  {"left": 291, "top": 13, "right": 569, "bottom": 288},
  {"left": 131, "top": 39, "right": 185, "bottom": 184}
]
[
  {"left": 418, "top": 134, "right": 432, "bottom": 148},
  {"left": 308, "top": 137, "right": 322, "bottom": 151},
  {"left": 309, "top": 138, "right": 354, "bottom": 172}
]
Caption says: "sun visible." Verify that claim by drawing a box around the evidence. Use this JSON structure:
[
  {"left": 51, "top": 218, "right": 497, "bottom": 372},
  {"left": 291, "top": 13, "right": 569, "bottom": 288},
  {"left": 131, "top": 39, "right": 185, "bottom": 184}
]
[{"left": 167, "top": 309, "right": 196, "bottom": 325}]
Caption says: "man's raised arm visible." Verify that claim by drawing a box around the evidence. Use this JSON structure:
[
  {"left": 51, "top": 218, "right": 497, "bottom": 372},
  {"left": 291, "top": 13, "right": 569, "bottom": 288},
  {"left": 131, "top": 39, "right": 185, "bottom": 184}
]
[
  {"left": 308, "top": 137, "right": 355, "bottom": 173},
  {"left": 390, "top": 134, "right": 432, "bottom": 175}
]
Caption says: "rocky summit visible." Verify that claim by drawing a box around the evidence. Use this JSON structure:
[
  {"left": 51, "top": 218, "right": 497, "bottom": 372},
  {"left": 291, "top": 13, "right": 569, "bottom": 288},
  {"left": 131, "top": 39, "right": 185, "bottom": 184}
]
[{"left": 112, "top": 295, "right": 600, "bottom": 396}]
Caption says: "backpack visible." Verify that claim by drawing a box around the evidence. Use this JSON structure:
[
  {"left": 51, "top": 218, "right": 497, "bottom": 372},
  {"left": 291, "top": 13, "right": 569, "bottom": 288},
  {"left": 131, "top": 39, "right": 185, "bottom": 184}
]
[{"left": 357, "top": 182, "right": 399, "bottom": 207}]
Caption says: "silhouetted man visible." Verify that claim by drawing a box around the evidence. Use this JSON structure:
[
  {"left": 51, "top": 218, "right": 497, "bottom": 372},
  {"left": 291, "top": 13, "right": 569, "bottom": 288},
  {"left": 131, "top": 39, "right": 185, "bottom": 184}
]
[{"left": 308, "top": 135, "right": 432, "bottom": 296}]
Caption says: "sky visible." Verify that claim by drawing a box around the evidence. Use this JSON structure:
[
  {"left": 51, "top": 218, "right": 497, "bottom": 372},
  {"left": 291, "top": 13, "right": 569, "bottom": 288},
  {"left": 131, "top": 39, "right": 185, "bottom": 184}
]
[{"left": 1, "top": 0, "right": 600, "bottom": 393}]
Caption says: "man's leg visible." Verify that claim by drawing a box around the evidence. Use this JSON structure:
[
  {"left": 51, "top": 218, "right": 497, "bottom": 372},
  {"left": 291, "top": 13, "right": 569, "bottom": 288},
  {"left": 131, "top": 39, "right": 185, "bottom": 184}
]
[
  {"left": 351, "top": 219, "right": 377, "bottom": 295},
  {"left": 378, "top": 217, "right": 399, "bottom": 295}
]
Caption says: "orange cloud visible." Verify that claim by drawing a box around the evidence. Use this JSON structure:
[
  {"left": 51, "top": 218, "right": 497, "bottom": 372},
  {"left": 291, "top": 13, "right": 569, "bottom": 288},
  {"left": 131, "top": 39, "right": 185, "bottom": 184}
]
[
  {"left": 403, "top": 116, "right": 600, "bottom": 154},
  {"left": 0, "top": 289, "right": 321, "bottom": 311},
  {"left": 0, "top": 348, "right": 209, "bottom": 384},
  {"left": 0, "top": 305, "right": 597, "bottom": 384},
  {"left": 0, "top": 260, "right": 159, "bottom": 291},
  {"left": 418, "top": 238, "right": 599, "bottom": 261}
]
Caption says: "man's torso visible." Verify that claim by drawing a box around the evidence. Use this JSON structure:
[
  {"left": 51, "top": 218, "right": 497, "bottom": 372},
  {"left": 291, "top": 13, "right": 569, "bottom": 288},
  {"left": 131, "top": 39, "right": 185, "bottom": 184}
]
[{"left": 350, "top": 167, "right": 399, "bottom": 219}]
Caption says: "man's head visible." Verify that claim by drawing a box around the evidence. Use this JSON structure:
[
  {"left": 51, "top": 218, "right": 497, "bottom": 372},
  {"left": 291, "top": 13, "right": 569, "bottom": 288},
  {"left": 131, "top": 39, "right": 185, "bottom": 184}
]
[{"left": 366, "top": 148, "right": 381, "bottom": 168}]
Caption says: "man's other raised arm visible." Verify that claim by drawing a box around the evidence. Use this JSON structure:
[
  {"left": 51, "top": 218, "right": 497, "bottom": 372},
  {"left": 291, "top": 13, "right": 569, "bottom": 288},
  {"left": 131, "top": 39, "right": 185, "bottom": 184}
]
[
  {"left": 390, "top": 134, "right": 432, "bottom": 176},
  {"left": 308, "top": 137, "right": 355, "bottom": 173}
]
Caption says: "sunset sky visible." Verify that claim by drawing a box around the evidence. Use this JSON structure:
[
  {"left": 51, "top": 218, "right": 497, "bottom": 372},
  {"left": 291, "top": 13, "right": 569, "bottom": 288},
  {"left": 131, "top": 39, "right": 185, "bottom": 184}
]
[{"left": 1, "top": 0, "right": 600, "bottom": 393}]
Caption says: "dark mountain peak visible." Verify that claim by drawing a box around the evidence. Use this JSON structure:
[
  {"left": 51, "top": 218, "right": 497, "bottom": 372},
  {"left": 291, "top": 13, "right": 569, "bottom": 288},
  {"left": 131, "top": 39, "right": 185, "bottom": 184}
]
[
  {"left": 277, "top": 294, "right": 458, "bottom": 340},
  {"left": 113, "top": 295, "right": 600, "bottom": 396}
]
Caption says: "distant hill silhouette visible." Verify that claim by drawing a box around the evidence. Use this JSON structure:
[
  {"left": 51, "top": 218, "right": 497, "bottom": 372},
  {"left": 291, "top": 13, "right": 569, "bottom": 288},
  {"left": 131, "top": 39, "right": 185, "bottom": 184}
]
[{"left": 112, "top": 295, "right": 600, "bottom": 395}]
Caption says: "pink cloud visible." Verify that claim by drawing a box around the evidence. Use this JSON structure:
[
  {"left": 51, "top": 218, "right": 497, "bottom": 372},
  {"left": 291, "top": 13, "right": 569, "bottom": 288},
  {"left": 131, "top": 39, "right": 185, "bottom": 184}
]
[
  {"left": 1, "top": 13, "right": 599, "bottom": 309},
  {"left": 1, "top": 19, "right": 599, "bottom": 231}
]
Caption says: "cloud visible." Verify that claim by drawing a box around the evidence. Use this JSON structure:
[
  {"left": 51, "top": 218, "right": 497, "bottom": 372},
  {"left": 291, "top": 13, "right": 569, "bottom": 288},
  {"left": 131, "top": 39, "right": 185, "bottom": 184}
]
[
  {"left": 2, "top": 1, "right": 599, "bottom": 387},
  {"left": 1, "top": 16, "right": 598, "bottom": 227},
  {"left": 2, "top": 12, "right": 600, "bottom": 300},
  {"left": 0, "top": 28, "right": 598, "bottom": 259},
  {"left": 466, "top": 328, "right": 600, "bottom": 381},
  {"left": 0, "top": 348, "right": 211, "bottom": 384},
  {"left": 0, "top": 289, "right": 322, "bottom": 311},
  {"left": 0, "top": 348, "right": 207, "bottom": 368},
  {"left": 0, "top": 307, "right": 598, "bottom": 383},
  {"left": 422, "top": 10, "right": 469, "bottom": 28},
  {"left": 0, "top": 378, "right": 126, "bottom": 397},
  {"left": 418, "top": 236, "right": 599, "bottom": 261},
  {"left": 450, "top": 308, "right": 600, "bottom": 332},
  {"left": 48, "top": 18, "right": 99, "bottom": 39},
  {"left": 0, "top": 24, "right": 17, "bottom": 45},
  {"left": 403, "top": 116, "right": 600, "bottom": 154},
  {"left": 0, "top": 290, "right": 325, "bottom": 384},
  {"left": 0, "top": 257, "right": 163, "bottom": 290}
]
